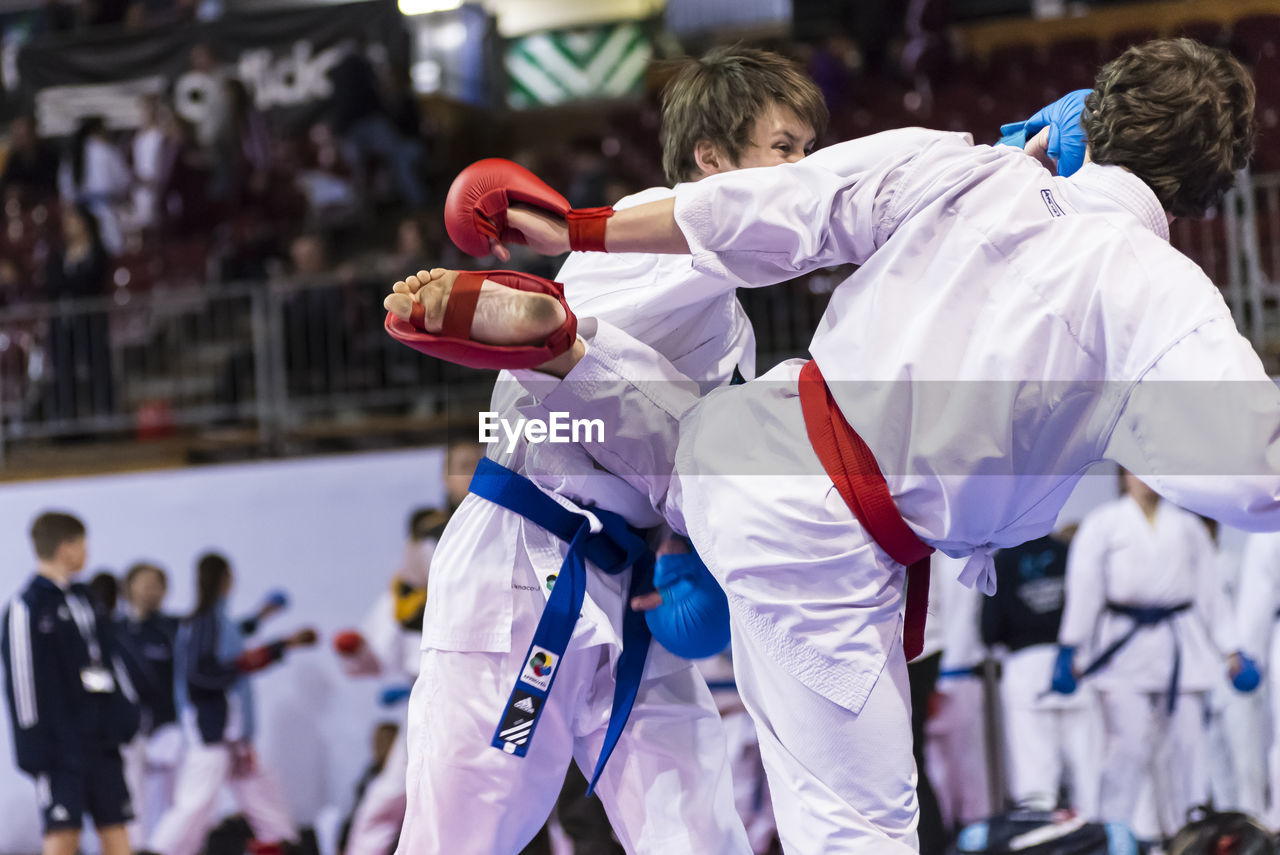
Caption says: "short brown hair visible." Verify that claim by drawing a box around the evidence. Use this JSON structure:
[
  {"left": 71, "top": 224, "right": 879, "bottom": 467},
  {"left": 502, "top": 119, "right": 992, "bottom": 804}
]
[
  {"left": 1083, "top": 38, "right": 1255, "bottom": 218},
  {"left": 30, "top": 511, "right": 85, "bottom": 561},
  {"left": 660, "top": 46, "right": 828, "bottom": 186},
  {"left": 125, "top": 561, "right": 167, "bottom": 590}
]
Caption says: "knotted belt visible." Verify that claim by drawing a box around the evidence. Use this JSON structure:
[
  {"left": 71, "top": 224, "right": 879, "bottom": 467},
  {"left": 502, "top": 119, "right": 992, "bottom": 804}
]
[
  {"left": 1079, "top": 601, "right": 1192, "bottom": 714},
  {"left": 797, "top": 360, "right": 935, "bottom": 660},
  {"left": 468, "top": 457, "right": 653, "bottom": 794}
]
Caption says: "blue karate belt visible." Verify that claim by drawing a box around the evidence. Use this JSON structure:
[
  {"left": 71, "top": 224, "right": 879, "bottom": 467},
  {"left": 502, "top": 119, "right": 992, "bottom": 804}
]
[
  {"left": 469, "top": 457, "right": 654, "bottom": 794},
  {"left": 1078, "top": 601, "right": 1192, "bottom": 714}
]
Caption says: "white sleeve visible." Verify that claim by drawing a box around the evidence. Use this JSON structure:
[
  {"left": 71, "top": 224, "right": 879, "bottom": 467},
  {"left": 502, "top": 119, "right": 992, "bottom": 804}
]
[
  {"left": 1106, "top": 316, "right": 1280, "bottom": 530},
  {"left": 1236, "top": 533, "right": 1280, "bottom": 661},
  {"left": 672, "top": 128, "right": 973, "bottom": 288},
  {"left": 1058, "top": 514, "right": 1107, "bottom": 649},
  {"left": 1188, "top": 518, "right": 1227, "bottom": 651}
]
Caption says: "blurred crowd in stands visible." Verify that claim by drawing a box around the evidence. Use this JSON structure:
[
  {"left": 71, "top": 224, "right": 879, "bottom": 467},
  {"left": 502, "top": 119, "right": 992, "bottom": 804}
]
[{"left": 1, "top": 2, "right": 1279, "bottom": 434}]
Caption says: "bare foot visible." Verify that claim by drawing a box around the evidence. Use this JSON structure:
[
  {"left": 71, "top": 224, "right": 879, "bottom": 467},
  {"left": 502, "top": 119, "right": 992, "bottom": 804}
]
[{"left": 383, "top": 268, "right": 566, "bottom": 347}]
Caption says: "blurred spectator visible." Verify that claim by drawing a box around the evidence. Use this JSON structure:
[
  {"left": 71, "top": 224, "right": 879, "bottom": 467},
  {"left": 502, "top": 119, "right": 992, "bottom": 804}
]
[
  {"left": 174, "top": 43, "right": 230, "bottom": 152},
  {"left": 1, "top": 114, "right": 60, "bottom": 203},
  {"left": 156, "top": 112, "right": 212, "bottom": 236},
  {"left": 0, "top": 259, "right": 23, "bottom": 309},
  {"left": 326, "top": 40, "right": 425, "bottom": 210},
  {"left": 210, "top": 78, "right": 271, "bottom": 208},
  {"left": 336, "top": 721, "right": 399, "bottom": 855},
  {"left": 295, "top": 123, "right": 360, "bottom": 225},
  {"left": 373, "top": 216, "right": 431, "bottom": 277},
  {"left": 59, "top": 116, "right": 132, "bottom": 253},
  {"left": 42, "top": 204, "right": 115, "bottom": 421},
  {"left": 132, "top": 93, "right": 168, "bottom": 232},
  {"left": 807, "top": 36, "right": 860, "bottom": 111},
  {"left": 89, "top": 570, "right": 120, "bottom": 613}
]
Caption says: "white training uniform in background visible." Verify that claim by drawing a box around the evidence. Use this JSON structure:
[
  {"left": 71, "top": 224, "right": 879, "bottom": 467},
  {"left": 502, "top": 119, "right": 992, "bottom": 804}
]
[
  {"left": 694, "top": 653, "right": 776, "bottom": 854},
  {"left": 986, "top": 536, "right": 1102, "bottom": 818},
  {"left": 925, "top": 560, "right": 991, "bottom": 830},
  {"left": 341, "top": 538, "right": 433, "bottom": 855},
  {"left": 1058, "top": 496, "right": 1220, "bottom": 837},
  {"left": 508, "top": 129, "right": 1280, "bottom": 852},
  {"left": 1205, "top": 534, "right": 1267, "bottom": 818},
  {"left": 1236, "top": 531, "right": 1280, "bottom": 827},
  {"left": 398, "top": 188, "right": 753, "bottom": 855}
]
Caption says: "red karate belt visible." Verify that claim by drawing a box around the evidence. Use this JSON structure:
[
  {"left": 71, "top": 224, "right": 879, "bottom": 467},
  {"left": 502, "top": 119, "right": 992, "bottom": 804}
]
[{"left": 798, "top": 360, "right": 934, "bottom": 661}]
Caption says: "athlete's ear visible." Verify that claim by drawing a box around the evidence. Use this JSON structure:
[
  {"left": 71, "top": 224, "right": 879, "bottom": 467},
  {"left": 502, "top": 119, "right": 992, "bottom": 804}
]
[{"left": 692, "top": 139, "right": 726, "bottom": 178}]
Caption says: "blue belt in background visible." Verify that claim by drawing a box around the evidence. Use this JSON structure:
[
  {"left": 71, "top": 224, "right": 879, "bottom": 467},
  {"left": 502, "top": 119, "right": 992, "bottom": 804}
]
[
  {"left": 469, "top": 457, "right": 653, "bottom": 794},
  {"left": 1079, "top": 601, "right": 1192, "bottom": 714}
]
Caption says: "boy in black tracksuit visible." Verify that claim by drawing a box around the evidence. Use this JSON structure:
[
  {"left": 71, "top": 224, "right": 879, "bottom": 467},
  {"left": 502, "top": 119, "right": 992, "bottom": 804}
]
[{"left": 1, "top": 511, "right": 139, "bottom": 855}]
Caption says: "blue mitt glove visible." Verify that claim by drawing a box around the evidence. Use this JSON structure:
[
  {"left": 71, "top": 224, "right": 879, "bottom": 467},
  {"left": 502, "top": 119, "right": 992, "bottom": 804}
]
[
  {"left": 644, "top": 551, "right": 730, "bottom": 659},
  {"left": 998, "top": 89, "right": 1090, "bottom": 177},
  {"left": 1233, "top": 652, "right": 1262, "bottom": 693},
  {"left": 1050, "top": 645, "right": 1079, "bottom": 695},
  {"left": 379, "top": 684, "right": 413, "bottom": 707},
  {"left": 263, "top": 590, "right": 289, "bottom": 611}
]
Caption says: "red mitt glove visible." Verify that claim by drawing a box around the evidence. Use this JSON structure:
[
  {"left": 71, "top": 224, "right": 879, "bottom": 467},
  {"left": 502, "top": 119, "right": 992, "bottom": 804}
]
[
  {"left": 445, "top": 158, "right": 614, "bottom": 256},
  {"left": 333, "top": 630, "right": 365, "bottom": 656}
]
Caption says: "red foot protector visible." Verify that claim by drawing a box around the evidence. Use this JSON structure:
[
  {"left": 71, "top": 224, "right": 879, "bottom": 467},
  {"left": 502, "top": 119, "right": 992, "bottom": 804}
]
[
  {"left": 384, "top": 269, "right": 578, "bottom": 371},
  {"left": 445, "top": 158, "right": 614, "bottom": 256}
]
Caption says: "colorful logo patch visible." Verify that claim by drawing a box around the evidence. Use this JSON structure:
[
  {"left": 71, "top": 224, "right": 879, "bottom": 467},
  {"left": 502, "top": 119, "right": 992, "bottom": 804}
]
[{"left": 520, "top": 645, "right": 558, "bottom": 691}]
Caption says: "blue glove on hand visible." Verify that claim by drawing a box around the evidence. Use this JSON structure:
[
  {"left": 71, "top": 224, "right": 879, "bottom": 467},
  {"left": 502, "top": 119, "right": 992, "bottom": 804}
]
[
  {"left": 1233, "top": 652, "right": 1262, "bottom": 693},
  {"left": 379, "top": 685, "right": 413, "bottom": 707},
  {"left": 644, "top": 551, "right": 731, "bottom": 660},
  {"left": 1050, "top": 645, "right": 1079, "bottom": 695},
  {"left": 263, "top": 590, "right": 289, "bottom": 611},
  {"left": 998, "top": 89, "right": 1090, "bottom": 177}
]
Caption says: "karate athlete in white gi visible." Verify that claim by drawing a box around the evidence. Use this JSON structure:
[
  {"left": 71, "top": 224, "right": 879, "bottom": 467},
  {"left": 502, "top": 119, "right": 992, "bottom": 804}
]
[
  {"left": 1055, "top": 473, "right": 1222, "bottom": 837},
  {"left": 1233, "top": 530, "right": 1280, "bottom": 826},
  {"left": 386, "top": 38, "right": 1277, "bottom": 853},
  {"left": 924, "top": 560, "right": 992, "bottom": 831},
  {"left": 1202, "top": 522, "right": 1267, "bottom": 818},
  {"left": 392, "top": 48, "right": 828, "bottom": 855},
  {"left": 982, "top": 532, "right": 1102, "bottom": 817},
  {"left": 333, "top": 510, "right": 440, "bottom": 855}
]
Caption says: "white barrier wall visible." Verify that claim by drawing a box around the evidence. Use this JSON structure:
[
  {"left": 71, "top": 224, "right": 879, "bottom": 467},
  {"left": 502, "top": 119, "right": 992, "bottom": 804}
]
[{"left": 0, "top": 447, "right": 445, "bottom": 855}]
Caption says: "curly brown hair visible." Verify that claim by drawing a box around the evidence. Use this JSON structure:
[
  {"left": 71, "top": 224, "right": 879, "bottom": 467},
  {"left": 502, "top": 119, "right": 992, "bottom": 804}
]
[
  {"left": 1082, "top": 38, "right": 1256, "bottom": 218},
  {"left": 660, "top": 46, "right": 829, "bottom": 186}
]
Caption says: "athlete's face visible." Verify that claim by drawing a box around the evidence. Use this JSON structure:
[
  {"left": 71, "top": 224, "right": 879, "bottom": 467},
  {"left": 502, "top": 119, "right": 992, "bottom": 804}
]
[
  {"left": 59, "top": 536, "right": 87, "bottom": 574},
  {"left": 731, "top": 103, "right": 818, "bottom": 170}
]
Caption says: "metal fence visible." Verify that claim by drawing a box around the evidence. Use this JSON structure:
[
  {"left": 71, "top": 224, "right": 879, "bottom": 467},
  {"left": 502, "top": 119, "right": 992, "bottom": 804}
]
[
  {"left": 0, "top": 173, "right": 1274, "bottom": 470},
  {"left": 0, "top": 275, "right": 495, "bottom": 466}
]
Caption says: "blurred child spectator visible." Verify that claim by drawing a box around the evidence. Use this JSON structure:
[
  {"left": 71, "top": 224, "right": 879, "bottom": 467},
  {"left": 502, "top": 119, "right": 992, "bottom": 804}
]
[{"left": 59, "top": 116, "right": 131, "bottom": 253}]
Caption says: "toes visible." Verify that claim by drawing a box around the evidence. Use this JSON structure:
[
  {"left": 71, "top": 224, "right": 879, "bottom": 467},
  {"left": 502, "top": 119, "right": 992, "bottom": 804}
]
[
  {"left": 392, "top": 281, "right": 410, "bottom": 295},
  {"left": 384, "top": 294, "right": 415, "bottom": 322}
]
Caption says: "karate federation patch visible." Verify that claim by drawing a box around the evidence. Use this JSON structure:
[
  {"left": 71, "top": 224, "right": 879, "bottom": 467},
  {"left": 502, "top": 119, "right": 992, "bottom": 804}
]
[
  {"left": 521, "top": 646, "right": 558, "bottom": 691},
  {"left": 497, "top": 690, "right": 543, "bottom": 753}
]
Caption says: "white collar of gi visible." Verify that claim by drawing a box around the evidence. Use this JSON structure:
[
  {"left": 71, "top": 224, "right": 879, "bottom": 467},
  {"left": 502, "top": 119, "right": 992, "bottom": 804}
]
[{"left": 1069, "top": 162, "right": 1170, "bottom": 242}]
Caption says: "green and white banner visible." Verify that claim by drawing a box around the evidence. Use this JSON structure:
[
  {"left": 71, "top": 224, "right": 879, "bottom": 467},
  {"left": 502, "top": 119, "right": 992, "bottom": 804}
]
[{"left": 505, "top": 22, "right": 653, "bottom": 108}]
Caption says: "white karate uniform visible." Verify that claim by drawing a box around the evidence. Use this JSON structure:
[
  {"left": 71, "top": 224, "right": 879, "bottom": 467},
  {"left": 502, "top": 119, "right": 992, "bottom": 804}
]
[
  {"left": 341, "top": 556, "right": 426, "bottom": 855},
  {"left": 1058, "top": 496, "right": 1219, "bottom": 835},
  {"left": 398, "top": 187, "right": 754, "bottom": 855},
  {"left": 1236, "top": 531, "right": 1280, "bottom": 826},
  {"left": 925, "top": 563, "right": 991, "bottom": 829},
  {"left": 509, "top": 129, "right": 1280, "bottom": 852},
  {"left": 999, "top": 644, "right": 1102, "bottom": 817},
  {"left": 1204, "top": 539, "right": 1267, "bottom": 818}
]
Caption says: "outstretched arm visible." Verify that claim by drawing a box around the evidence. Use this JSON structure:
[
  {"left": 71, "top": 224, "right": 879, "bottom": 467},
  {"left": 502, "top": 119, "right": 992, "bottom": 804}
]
[{"left": 495, "top": 128, "right": 967, "bottom": 287}]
